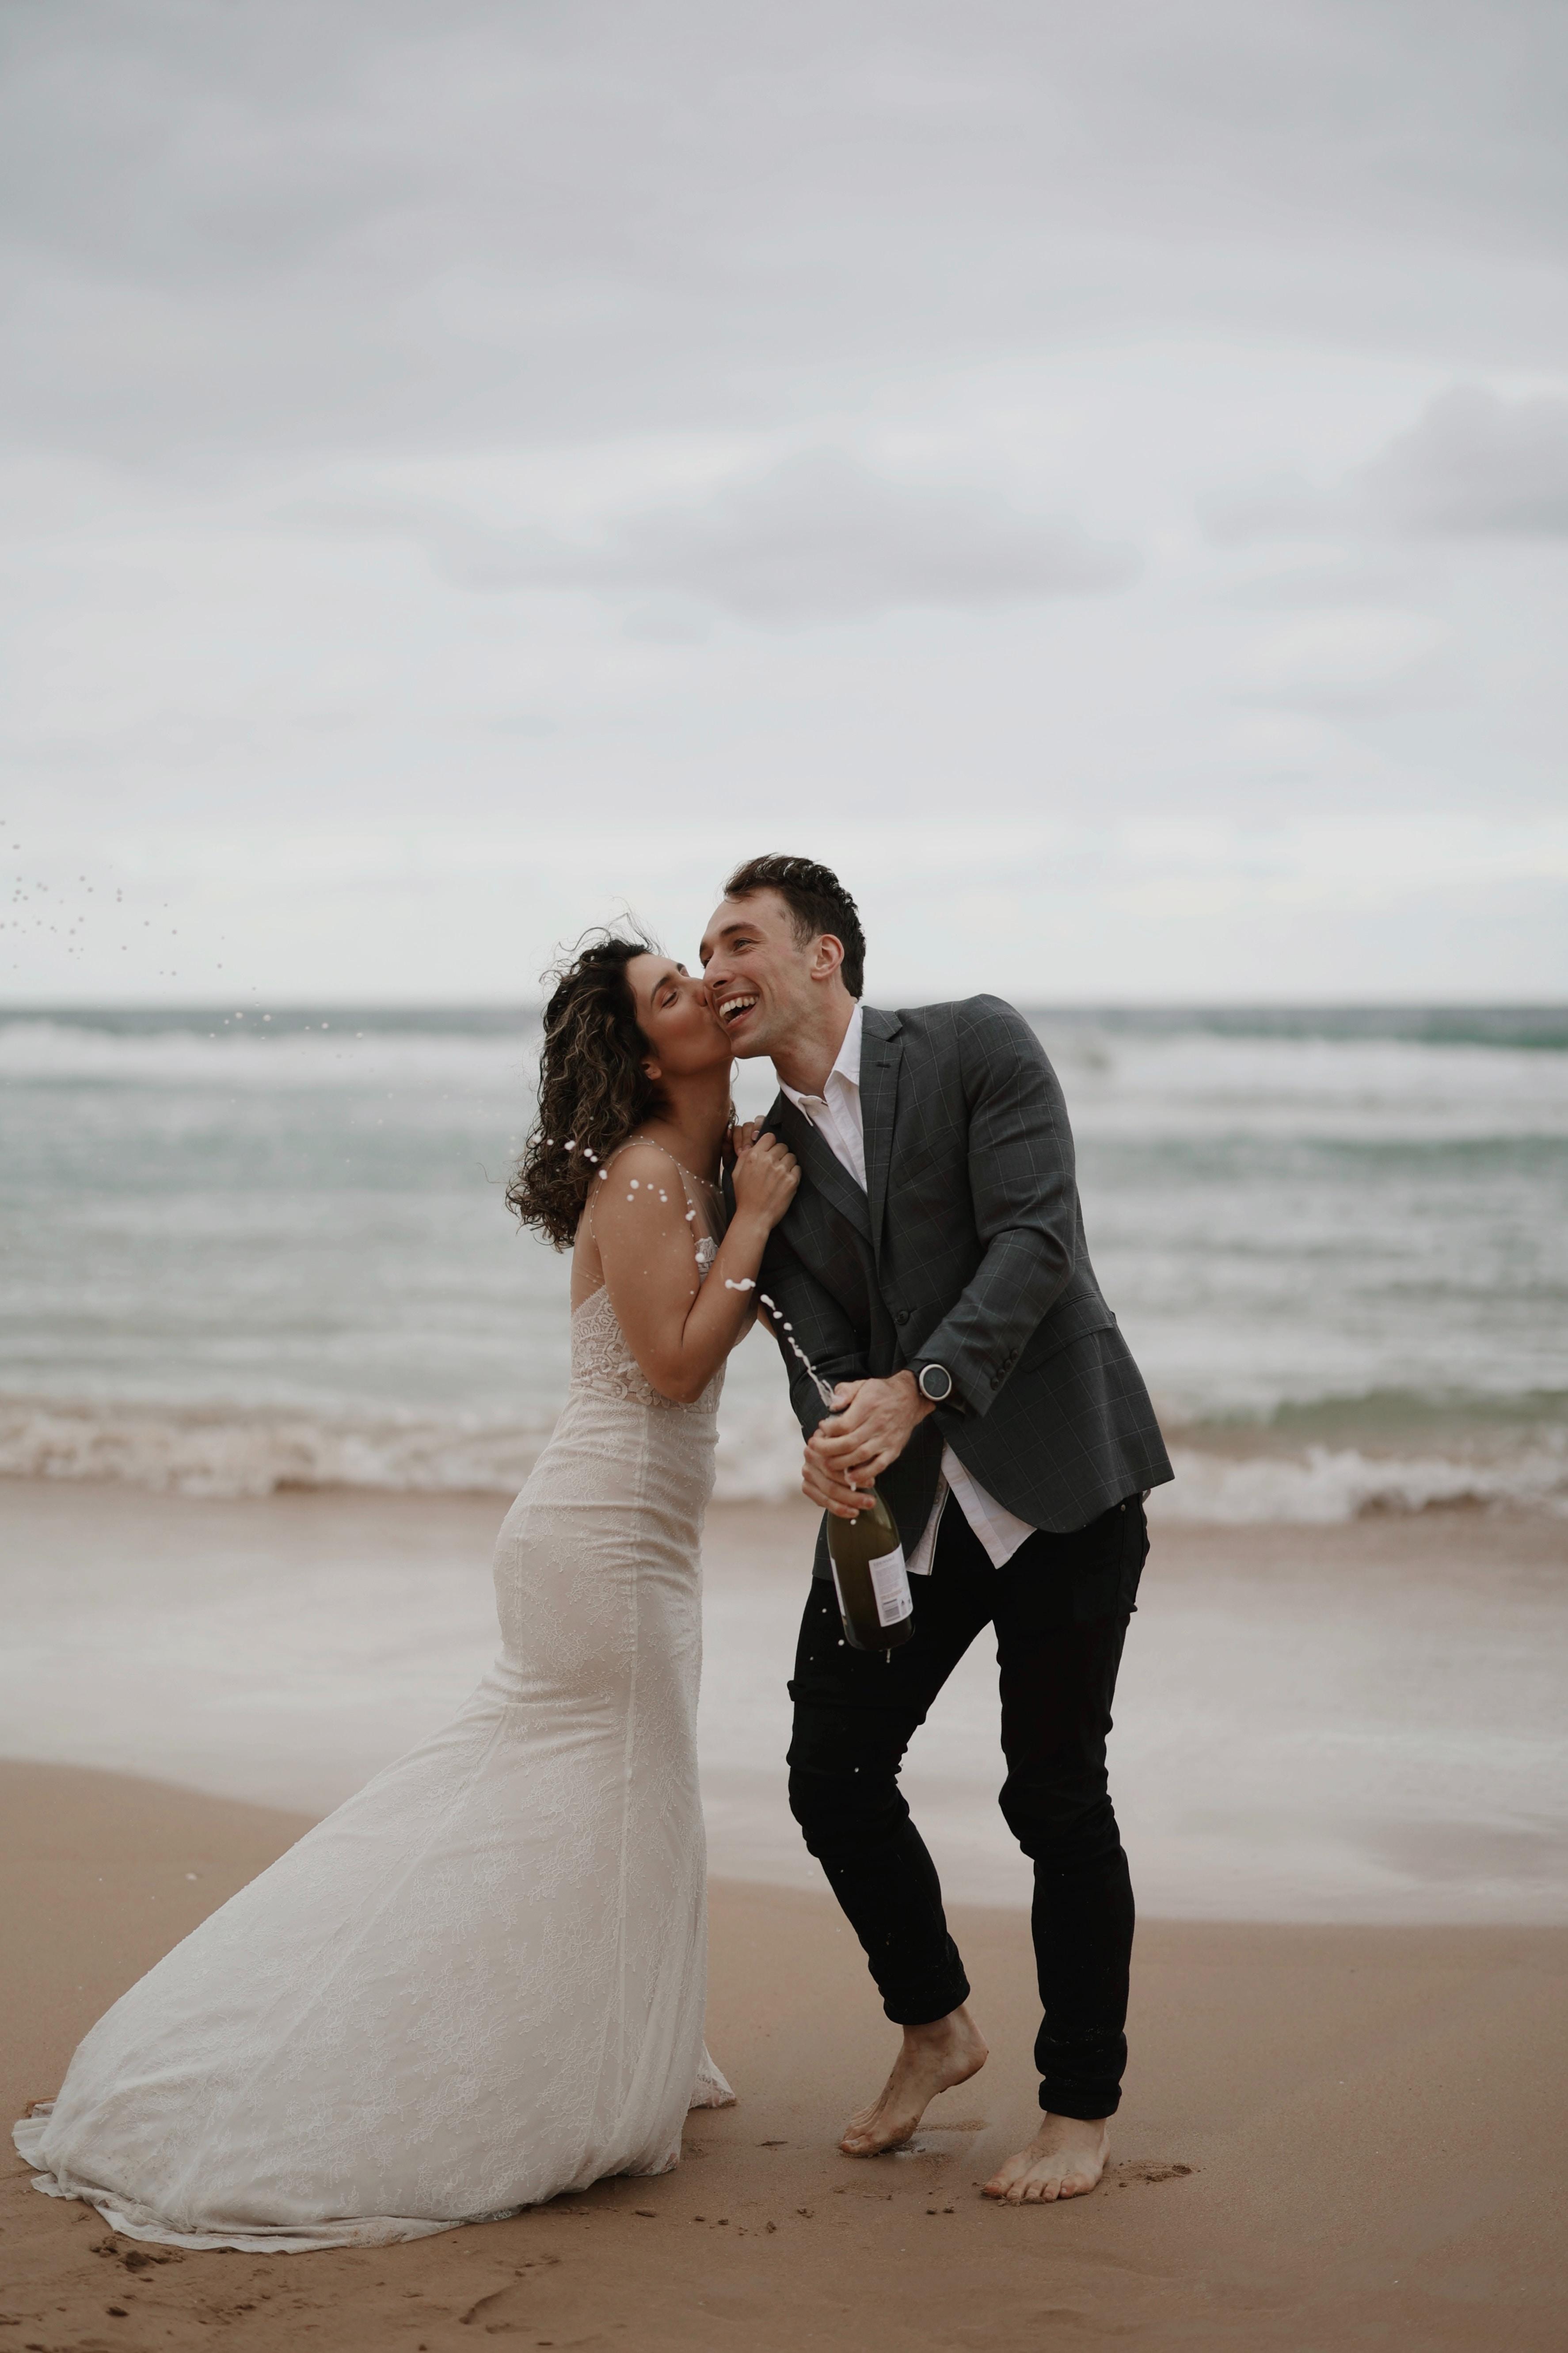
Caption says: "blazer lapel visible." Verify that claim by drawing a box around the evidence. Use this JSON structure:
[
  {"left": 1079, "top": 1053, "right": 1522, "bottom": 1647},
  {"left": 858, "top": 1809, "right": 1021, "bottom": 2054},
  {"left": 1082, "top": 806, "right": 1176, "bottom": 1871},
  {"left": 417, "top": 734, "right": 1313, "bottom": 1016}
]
[
  {"left": 859, "top": 1005, "right": 904, "bottom": 1256},
  {"left": 769, "top": 1092, "right": 873, "bottom": 1243}
]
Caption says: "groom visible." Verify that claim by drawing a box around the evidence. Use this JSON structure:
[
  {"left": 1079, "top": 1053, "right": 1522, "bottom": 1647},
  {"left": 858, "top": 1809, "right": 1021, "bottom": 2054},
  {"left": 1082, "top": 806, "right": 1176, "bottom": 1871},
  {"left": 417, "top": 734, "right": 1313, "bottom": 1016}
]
[{"left": 700, "top": 854, "right": 1173, "bottom": 2205}]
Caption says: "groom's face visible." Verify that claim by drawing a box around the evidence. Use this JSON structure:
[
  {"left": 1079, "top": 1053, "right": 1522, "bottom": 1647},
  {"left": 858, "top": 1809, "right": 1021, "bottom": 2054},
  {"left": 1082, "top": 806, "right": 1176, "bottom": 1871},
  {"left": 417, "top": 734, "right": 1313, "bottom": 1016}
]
[{"left": 699, "top": 890, "right": 821, "bottom": 1061}]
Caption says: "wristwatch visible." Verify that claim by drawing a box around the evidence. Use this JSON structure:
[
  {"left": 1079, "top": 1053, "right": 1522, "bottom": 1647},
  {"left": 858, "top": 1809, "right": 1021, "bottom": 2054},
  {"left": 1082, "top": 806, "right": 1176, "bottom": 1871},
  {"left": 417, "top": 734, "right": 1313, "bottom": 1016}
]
[{"left": 914, "top": 1362, "right": 953, "bottom": 1404}]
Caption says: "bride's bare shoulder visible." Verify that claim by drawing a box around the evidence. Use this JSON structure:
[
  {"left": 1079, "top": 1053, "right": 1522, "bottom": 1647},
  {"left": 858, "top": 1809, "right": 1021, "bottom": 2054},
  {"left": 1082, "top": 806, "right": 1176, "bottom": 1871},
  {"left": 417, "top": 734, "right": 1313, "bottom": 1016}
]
[{"left": 589, "top": 1140, "right": 696, "bottom": 1233}]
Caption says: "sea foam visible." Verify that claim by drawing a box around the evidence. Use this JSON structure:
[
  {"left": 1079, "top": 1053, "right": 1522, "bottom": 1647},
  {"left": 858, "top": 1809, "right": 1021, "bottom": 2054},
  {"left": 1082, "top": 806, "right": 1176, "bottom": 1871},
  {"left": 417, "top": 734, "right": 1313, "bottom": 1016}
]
[
  {"left": 1156, "top": 1440, "right": 1568, "bottom": 1523},
  {"left": 3, "top": 1396, "right": 1563, "bottom": 1520}
]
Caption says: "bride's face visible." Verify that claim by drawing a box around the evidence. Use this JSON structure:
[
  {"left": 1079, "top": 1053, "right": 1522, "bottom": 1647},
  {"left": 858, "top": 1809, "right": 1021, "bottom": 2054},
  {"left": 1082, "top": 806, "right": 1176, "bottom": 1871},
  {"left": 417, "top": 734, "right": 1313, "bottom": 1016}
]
[{"left": 625, "top": 954, "right": 731, "bottom": 1080}]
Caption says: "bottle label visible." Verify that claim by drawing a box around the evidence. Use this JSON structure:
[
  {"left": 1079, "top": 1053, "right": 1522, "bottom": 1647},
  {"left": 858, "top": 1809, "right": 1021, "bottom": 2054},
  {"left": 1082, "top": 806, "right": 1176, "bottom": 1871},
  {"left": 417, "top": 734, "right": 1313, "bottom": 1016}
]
[{"left": 868, "top": 1545, "right": 913, "bottom": 1628}]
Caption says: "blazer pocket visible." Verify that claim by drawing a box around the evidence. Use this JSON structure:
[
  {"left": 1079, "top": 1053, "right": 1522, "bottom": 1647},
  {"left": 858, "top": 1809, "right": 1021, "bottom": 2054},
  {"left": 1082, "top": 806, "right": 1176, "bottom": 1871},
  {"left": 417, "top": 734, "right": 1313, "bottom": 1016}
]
[{"left": 1018, "top": 1295, "right": 1119, "bottom": 1370}]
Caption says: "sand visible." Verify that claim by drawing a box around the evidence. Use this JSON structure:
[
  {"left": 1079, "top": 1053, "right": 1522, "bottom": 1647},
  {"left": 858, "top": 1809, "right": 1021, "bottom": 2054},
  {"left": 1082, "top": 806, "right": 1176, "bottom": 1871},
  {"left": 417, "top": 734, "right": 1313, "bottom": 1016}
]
[
  {"left": 5, "top": 1479, "right": 1566, "bottom": 1921},
  {"left": 4, "top": 1759, "right": 1566, "bottom": 2351}
]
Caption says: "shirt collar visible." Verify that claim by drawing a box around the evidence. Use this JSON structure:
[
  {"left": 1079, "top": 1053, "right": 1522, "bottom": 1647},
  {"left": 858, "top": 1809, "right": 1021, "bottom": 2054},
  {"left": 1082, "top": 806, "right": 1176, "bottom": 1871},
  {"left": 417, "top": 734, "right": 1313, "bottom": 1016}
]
[
  {"left": 829, "top": 999, "right": 863, "bottom": 1094},
  {"left": 780, "top": 998, "right": 862, "bottom": 1109}
]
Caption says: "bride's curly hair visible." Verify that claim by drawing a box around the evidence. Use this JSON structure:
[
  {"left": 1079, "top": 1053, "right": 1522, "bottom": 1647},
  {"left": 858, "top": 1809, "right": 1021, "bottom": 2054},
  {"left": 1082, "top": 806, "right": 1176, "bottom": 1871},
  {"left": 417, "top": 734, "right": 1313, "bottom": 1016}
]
[{"left": 507, "top": 929, "right": 667, "bottom": 1250}]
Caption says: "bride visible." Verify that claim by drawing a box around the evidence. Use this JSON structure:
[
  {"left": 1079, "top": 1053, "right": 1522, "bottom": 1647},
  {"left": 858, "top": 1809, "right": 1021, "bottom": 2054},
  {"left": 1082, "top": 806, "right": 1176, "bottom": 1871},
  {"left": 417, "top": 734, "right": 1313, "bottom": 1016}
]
[{"left": 14, "top": 933, "right": 799, "bottom": 2251}]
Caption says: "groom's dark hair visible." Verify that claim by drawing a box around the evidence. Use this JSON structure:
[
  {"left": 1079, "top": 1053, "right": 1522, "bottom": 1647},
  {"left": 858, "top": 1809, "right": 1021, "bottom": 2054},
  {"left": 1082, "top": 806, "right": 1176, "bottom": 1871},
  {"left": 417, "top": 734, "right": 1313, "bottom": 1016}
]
[{"left": 722, "top": 854, "right": 866, "bottom": 999}]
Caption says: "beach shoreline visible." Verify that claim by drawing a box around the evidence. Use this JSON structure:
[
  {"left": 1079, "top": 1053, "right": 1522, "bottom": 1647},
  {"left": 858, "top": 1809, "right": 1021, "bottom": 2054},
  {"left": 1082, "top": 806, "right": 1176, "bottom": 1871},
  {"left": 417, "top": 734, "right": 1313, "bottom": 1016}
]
[
  {"left": 5, "top": 1383, "right": 1565, "bottom": 1524},
  {"left": 4, "top": 1475, "right": 1565, "bottom": 1923},
  {"left": 5, "top": 1760, "right": 1565, "bottom": 2350}
]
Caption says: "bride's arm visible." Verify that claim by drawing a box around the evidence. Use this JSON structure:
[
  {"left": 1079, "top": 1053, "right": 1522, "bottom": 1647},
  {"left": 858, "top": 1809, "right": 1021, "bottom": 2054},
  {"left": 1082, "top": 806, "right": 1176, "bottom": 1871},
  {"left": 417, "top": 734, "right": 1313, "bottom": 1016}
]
[{"left": 594, "top": 1137, "right": 799, "bottom": 1403}]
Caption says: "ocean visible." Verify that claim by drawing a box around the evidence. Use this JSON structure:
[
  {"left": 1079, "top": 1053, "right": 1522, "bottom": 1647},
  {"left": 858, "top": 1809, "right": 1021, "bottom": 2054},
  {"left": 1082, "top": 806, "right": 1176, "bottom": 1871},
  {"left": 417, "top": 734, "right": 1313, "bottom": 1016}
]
[{"left": 4, "top": 1003, "right": 1566, "bottom": 1523}]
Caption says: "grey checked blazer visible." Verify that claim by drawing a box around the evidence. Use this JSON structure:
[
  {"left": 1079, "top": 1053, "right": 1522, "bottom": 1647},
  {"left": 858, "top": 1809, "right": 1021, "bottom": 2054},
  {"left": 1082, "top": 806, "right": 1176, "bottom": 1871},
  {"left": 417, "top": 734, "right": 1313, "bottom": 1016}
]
[{"left": 756, "top": 996, "right": 1174, "bottom": 1580}]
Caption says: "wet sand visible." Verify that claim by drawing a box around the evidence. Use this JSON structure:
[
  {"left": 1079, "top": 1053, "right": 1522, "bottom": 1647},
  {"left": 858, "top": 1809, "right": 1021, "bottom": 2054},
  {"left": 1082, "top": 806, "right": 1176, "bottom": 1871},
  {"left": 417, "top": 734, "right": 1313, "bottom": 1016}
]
[
  {"left": 5, "top": 1760, "right": 1565, "bottom": 2351},
  {"left": 3, "top": 1479, "right": 1565, "bottom": 1920}
]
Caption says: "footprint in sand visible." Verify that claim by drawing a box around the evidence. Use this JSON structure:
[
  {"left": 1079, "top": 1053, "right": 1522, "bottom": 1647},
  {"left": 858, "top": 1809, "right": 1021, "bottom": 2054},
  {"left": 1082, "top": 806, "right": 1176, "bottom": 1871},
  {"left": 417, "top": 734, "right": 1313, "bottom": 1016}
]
[
  {"left": 894, "top": 2117, "right": 990, "bottom": 2155},
  {"left": 1105, "top": 2160, "right": 1196, "bottom": 2187}
]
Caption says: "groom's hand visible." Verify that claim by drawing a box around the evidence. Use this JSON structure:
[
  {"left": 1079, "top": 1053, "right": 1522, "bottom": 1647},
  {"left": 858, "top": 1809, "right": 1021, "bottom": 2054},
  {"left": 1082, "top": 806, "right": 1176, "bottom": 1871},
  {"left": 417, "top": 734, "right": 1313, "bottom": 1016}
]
[
  {"left": 803, "top": 1372, "right": 934, "bottom": 1511},
  {"left": 801, "top": 1453, "right": 872, "bottom": 1517}
]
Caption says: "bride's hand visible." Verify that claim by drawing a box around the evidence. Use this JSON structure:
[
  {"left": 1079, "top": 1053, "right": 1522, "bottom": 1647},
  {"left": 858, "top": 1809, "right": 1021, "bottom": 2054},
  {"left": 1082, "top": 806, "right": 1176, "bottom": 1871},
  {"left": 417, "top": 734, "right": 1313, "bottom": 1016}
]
[{"left": 730, "top": 1130, "right": 799, "bottom": 1231}]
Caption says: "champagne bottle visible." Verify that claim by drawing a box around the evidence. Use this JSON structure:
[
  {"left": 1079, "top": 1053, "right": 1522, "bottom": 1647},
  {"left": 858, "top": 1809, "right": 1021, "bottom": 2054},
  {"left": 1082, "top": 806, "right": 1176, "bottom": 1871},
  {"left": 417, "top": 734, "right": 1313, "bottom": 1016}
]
[
  {"left": 753, "top": 1290, "right": 915, "bottom": 1654},
  {"left": 826, "top": 1477, "right": 914, "bottom": 1653}
]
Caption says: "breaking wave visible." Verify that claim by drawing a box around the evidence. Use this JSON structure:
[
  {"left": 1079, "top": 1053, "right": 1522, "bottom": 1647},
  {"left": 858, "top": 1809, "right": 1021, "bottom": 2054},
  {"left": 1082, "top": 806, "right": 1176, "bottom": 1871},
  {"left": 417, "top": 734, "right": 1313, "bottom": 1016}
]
[
  {"left": 1155, "top": 1441, "right": 1568, "bottom": 1523},
  {"left": 0, "top": 1397, "right": 550, "bottom": 1500},
  {"left": 3, "top": 1395, "right": 1564, "bottom": 1521}
]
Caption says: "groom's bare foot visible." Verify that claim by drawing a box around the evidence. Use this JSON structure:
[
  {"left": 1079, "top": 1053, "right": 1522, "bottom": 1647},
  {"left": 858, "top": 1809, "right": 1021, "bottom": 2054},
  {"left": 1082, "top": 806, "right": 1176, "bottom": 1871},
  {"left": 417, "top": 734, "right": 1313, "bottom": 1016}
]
[
  {"left": 983, "top": 2112, "right": 1110, "bottom": 2204},
  {"left": 839, "top": 2007, "right": 989, "bottom": 2156}
]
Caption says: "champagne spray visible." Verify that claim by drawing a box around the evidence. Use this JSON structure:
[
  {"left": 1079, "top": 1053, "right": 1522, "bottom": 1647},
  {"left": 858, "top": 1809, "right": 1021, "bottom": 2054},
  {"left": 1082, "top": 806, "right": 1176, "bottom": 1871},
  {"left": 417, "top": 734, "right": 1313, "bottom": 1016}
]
[{"left": 740, "top": 1287, "right": 915, "bottom": 1655}]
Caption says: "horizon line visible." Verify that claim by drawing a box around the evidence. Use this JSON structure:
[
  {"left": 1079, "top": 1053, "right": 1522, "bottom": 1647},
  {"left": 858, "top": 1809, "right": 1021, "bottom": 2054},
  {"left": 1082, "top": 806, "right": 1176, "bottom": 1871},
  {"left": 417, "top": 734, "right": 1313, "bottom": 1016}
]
[{"left": 5, "top": 997, "right": 1568, "bottom": 1017}]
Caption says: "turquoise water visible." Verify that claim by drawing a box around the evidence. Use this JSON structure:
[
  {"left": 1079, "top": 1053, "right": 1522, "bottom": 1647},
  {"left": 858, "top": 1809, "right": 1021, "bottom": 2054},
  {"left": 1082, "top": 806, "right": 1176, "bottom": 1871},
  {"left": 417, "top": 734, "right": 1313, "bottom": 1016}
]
[{"left": 3, "top": 1005, "right": 1565, "bottom": 1516}]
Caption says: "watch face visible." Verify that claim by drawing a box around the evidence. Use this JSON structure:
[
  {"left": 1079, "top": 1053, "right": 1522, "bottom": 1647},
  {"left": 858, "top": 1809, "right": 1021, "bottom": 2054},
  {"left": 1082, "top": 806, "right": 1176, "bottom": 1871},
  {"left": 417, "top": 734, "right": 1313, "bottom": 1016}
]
[{"left": 920, "top": 1364, "right": 951, "bottom": 1401}]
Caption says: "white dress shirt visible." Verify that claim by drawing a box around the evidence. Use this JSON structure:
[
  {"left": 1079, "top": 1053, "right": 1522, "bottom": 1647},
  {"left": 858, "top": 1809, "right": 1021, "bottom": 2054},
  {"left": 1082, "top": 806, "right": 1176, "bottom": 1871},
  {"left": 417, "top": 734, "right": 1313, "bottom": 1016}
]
[
  {"left": 779, "top": 998, "right": 869, "bottom": 1189},
  {"left": 779, "top": 1002, "right": 1035, "bottom": 1575}
]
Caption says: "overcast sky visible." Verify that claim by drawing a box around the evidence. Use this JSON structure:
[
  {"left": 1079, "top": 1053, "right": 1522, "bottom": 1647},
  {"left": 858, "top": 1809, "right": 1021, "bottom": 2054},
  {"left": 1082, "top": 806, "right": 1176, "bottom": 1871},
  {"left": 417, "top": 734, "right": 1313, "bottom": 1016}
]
[{"left": 4, "top": 0, "right": 1566, "bottom": 1005}]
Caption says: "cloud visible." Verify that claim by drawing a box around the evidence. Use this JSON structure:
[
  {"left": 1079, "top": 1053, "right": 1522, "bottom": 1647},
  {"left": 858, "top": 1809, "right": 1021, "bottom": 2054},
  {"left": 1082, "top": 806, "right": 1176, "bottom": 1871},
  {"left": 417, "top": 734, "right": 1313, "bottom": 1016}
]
[
  {"left": 1238, "top": 609, "right": 1456, "bottom": 716},
  {"left": 1203, "top": 385, "right": 1568, "bottom": 546},
  {"left": 3, "top": 3, "right": 1568, "bottom": 467},
  {"left": 339, "top": 452, "right": 1139, "bottom": 624},
  {"left": 1198, "top": 471, "right": 1337, "bottom": 546},
  {"left": 1356, "top": 385, "right": 1568, "bottom": 536}
]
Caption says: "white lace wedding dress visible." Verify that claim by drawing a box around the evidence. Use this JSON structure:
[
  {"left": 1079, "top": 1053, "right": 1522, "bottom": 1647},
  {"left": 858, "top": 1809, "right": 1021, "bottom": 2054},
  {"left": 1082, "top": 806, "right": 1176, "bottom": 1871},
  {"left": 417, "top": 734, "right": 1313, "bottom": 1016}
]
[{"left": 14, "top": 1164, "right": 734, "bottom": 2251}]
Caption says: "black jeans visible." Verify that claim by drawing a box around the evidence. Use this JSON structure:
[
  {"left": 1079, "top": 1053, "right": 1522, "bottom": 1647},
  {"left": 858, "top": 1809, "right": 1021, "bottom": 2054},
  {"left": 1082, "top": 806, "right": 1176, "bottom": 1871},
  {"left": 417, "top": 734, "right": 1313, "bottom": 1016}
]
[{"left": 787, "top": 1492, "right": 1147, "bottom": 2121}]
